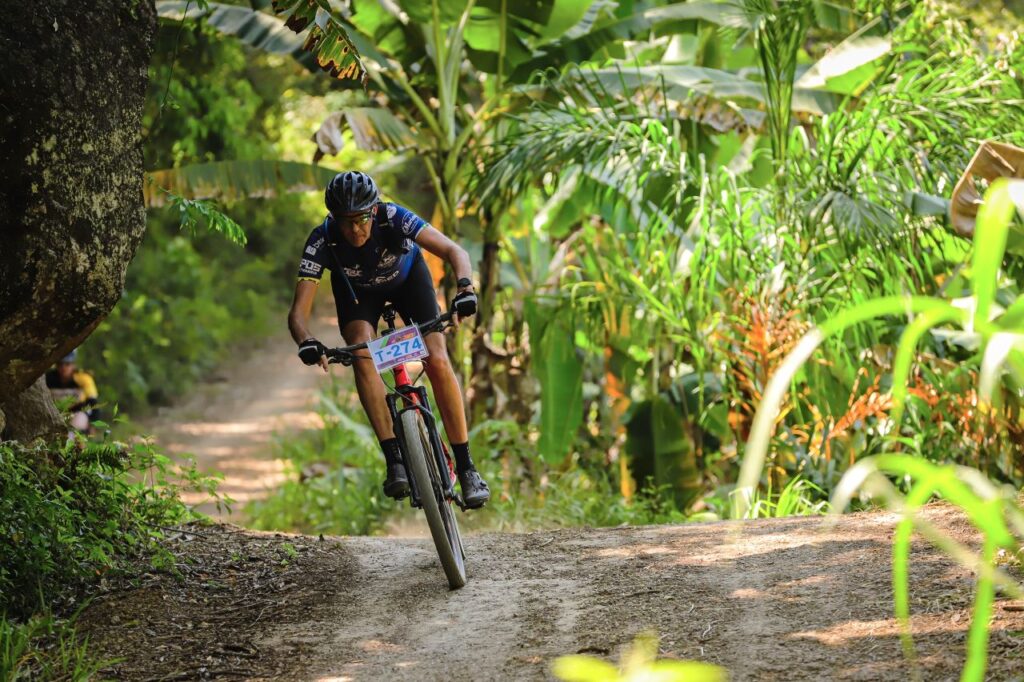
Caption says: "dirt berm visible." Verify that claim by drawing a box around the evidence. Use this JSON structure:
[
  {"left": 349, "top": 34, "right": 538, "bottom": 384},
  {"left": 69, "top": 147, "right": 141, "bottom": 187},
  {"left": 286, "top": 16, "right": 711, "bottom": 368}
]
[{"left": 80, "top": 505, "right": 1024, "bottom": 681}]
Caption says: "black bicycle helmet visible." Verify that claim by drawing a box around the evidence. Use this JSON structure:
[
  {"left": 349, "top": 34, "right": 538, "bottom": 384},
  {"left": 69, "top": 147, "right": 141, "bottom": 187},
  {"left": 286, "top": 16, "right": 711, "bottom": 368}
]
[{"left": 325, "top": 171, "right": 380, "bottom": 214}]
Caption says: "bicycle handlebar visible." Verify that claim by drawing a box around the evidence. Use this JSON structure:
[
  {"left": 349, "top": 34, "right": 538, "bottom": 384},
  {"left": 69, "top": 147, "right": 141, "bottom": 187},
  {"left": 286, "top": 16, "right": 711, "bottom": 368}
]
[{"left": 325, "top": 311, "right": 455, "bottom": 367}]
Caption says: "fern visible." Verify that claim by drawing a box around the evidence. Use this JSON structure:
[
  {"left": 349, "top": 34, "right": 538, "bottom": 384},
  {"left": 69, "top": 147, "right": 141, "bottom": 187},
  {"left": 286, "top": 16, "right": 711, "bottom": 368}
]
[{"left": 166, "top": 191, "right": 248, "bottom": 247}]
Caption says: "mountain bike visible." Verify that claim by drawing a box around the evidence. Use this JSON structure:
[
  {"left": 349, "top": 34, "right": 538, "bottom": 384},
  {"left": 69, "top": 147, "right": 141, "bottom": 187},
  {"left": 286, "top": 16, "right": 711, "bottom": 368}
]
[{"left": 326, "top": 304, "right": 467, "bottom": 589}]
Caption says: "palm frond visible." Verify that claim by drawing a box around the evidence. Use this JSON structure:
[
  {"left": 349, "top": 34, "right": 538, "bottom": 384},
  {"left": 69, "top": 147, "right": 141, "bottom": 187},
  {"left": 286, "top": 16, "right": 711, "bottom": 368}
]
[{"left": 145, "top": 160, "right": 339, "bottom": 207}]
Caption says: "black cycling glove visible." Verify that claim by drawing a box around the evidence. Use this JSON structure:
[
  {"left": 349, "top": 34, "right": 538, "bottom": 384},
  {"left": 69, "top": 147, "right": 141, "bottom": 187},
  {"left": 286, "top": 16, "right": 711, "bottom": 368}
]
[
  {"left": 298, "top": 338, "right": 327, "bottom": 365},
  {"left": 452, "top": 290, "right": 478, "bottom": 317}
]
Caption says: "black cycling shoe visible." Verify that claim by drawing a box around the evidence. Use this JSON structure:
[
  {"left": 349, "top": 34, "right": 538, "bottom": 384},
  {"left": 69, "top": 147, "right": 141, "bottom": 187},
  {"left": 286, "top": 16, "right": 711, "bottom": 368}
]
[
  {"left": 383, "top": 463, "right": 410, "bottom": 499},
  {"left": 458, "top": 468, "right": 490, "bottom": 509}
]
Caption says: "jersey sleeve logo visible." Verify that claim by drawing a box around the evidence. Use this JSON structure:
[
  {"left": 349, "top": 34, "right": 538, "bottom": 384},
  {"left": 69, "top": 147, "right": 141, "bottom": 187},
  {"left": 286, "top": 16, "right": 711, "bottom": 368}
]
[{"left": 299, "top": 258, "right": 323, "bottom": 275}]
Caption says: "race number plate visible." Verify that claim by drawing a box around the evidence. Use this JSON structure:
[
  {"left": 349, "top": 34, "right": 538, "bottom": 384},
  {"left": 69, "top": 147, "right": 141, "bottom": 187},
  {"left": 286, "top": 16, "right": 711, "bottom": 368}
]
[{"left": 367, "top": 325, "right": 430, "bottom": 373}]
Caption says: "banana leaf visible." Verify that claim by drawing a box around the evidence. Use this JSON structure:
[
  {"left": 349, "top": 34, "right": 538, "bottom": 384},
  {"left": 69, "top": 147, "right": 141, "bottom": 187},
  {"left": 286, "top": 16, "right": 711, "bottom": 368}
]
[
  {"left": 464, "top": 0, "right": 598, "bottom": 75},
  {"left": 313, "top": 108, "right": 424, "bottom": 157},
  {"left": 525, "top": 298, "right": 584, "bottom": 464},
  {"left": 809, "top": 0, "right": 862, "bottom": 35},
  {"left": 158, "top": 1, "right": 384, "bottom": 80},
  {"left": 145, "top": 160, "right": 339, "bottom": 208},
  {"left": 579, "top": 64, "right": 837, "bottom": 115},
  {"left": 624, "top": 371, "right": 724, "bottom": 510},
  {"left": 510, "top": 1, "right": 749, "bottom": 81},
  {"left": 625, "top": 394, "right": 700, "bottom": 510},
  {"left": 156, "top": 1, "right": 317, "bottom": 71},
  {"left": 271, "top": 0, "right": 368, "bottom": 83},
  {"left": 795, "top": 36, "right": 891, "bottom": 95}
]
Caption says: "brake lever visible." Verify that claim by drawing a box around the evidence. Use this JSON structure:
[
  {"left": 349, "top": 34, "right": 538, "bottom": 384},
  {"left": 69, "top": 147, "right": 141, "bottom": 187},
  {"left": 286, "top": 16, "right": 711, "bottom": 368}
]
[{"left": 328, "top": 352, "right": 354, "bottom": 367}]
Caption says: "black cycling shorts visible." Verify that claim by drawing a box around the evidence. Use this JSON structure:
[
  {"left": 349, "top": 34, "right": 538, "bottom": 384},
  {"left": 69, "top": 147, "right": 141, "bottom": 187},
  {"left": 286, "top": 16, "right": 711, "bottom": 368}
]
[{"left": 331, "top": 253, "right": 440, "bottom": 333}]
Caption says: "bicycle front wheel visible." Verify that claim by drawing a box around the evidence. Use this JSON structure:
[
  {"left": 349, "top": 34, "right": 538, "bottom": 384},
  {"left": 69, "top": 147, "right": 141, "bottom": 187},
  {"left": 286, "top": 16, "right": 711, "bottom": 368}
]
[{"left": 400, "top": 409, "right": 467, "bottom": 589}]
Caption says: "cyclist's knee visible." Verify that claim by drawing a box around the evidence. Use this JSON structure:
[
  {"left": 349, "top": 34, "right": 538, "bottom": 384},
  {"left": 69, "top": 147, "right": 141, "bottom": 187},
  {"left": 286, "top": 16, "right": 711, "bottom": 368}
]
[
  {"left": 424, "top": 339, "right": 452, "bottom": 369},
  {"left": 423, "top": 332, "right": 448, "bottom": 356},
  {"left": 341, "top": 320, "right": 374, "bottom": 345},
  {"left": 423, "top": 352, "right": 454, "bottom": 378}
]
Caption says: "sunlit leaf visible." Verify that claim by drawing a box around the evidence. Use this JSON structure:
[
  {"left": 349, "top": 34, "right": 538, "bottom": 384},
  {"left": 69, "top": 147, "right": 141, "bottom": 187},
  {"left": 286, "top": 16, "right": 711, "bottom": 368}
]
[
  {"left": 796, "top": 36, "right": 891, "bottom": 95},
  {"left": 972, "top": 179, "right": 1018, "bottom": 329},
  {"left": 166, "top": 193, "right": 248, "bottom": 246},
  {"left": 511, "top": 2, "right": 749, "bottom": 81},
  {"left": 647, "top": 660, "right": 728, "bottom": 681},
  {"left": 551, "top": 655, "right": 619, "bottom": 682},
  {"left": 271, "top": 0, "right": 368, "bottom": 83}
]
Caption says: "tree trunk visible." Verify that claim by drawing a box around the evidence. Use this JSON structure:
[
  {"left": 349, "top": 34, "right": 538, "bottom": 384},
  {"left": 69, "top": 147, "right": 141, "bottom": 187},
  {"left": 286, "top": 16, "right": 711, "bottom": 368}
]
[
  {"left": 467, "top": 208, "right": 501, "bottom": 416},
  {"left": 0, "top": 377, "right": 65, "bottom": 443},
  {"left": 0, "top": 0, "right": 156, "bottom": 434}
]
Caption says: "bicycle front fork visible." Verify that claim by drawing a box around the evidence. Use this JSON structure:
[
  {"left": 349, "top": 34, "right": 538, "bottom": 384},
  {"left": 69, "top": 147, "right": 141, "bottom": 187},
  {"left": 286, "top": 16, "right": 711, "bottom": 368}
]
[{"left": 388, "top": 386, "right": 465, "bottom": 511}]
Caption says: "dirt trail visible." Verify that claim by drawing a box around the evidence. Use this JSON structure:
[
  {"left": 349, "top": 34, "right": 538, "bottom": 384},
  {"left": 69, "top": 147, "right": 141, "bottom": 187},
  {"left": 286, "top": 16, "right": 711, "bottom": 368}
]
[
  {"left": 81, "top": 505, "right": 1024, "bottom": 681},
  {"left": 117, "top": 312, "right": 1024, "bottom": 680},
  {"left": 140, "top": 310, "right": 342, "bottom": 517}
]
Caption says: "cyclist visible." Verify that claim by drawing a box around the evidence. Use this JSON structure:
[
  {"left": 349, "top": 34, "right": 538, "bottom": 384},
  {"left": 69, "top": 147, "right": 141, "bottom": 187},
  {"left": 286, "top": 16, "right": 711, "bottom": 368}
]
[
  {"left": 45, "top": 349, "right": 99, "bottom": 433},
  {"left": 287, "top": 171, "right": 491, "bottom": 508}
]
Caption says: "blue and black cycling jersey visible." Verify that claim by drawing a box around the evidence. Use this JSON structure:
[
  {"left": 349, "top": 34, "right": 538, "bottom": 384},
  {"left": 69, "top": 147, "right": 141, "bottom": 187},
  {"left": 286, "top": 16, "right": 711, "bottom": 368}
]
[{"left": 297, "top": 202, "right": 429, "bottom": 292}]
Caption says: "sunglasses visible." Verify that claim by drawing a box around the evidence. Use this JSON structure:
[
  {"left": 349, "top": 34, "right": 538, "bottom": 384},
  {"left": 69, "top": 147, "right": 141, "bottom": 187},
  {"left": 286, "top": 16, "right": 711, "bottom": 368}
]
[{"left": 339, "top": 209, "right": 374, "bottom": 227}]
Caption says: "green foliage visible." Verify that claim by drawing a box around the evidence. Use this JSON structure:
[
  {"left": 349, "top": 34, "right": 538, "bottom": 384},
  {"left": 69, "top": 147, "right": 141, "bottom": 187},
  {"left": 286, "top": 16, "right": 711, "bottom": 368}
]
[
  {"left": 249, "top": 386, "right": 694, "bottom": 535},
  {"left": 743, "top": 0, "right": 812, "bottom": 174},
  {"left": 146, "top": 27, "right": 269, "bottom": 169},
  {"left": 833, "top": 455, "right": 1023, "bottom": 682},
  {"left": 526, "top": 298, "right": 585, "bottom": 464},
  {"left": 738, "top": 179, "right": 1024, "bottom": 514},
  {"left": 0, "top": 612, "right": 112, "bottom": 681},
  {"left": 246, "top": 381, "right": 392, "bottom": 536},
  {"left": 472, "top": 463, "right": 692, "bottom": 532},
  {"left": 82, "top": 218, "right": 282, "bottom": 411},
  {"left": 166, "top": 191, "right": 248, "bottom": 246},
  {"left": 625, "top": 394, "right": 701, "bottom": 511},
  {"left": 156, "top": 1, "right": 319, "bottom": 73},
  {"left": 739, "top": 178, "right": 1024, "bottom": 677},
  {"left": 472, "top": 0, "right": 1024, "bottom": 523},
  {"left": 464, "top": 419, "right": 693, "bottom": 531},
  {"left": 0, "top": 437, "right": 210, "bottom": 621},
  {"left": 741, "top": 477, "right": 831, "bottom": 519}
]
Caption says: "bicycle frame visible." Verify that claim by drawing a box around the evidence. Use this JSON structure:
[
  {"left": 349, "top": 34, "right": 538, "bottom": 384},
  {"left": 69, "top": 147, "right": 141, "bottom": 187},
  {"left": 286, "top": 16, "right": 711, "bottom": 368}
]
[{"left": 379, "top": 307, "right": 463, "bottom": 511}]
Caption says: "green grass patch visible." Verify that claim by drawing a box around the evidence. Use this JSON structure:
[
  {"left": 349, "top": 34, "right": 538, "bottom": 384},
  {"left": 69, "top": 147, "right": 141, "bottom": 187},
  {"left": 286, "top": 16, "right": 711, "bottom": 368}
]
[{"left": 0, "top": 611, "right": 112, "bottom": 681}]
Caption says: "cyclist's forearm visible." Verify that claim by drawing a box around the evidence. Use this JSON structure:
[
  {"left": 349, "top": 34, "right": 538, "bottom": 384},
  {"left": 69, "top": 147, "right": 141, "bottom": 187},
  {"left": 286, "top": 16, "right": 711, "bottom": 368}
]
[
  {"left": 447, "top": 244, "right": 473, "bottom": 285},
  {"left": 288, "top": 311, "right": 314, "bottom": 344},
  {"left": 289, "top": 280, "right": 320, "bottom": 343}
]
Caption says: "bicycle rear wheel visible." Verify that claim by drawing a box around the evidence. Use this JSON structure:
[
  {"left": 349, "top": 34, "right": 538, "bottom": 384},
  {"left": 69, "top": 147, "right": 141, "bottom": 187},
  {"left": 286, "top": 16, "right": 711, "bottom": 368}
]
[{"left": 400, "top": 409, "right": 467, "bottom": 589}]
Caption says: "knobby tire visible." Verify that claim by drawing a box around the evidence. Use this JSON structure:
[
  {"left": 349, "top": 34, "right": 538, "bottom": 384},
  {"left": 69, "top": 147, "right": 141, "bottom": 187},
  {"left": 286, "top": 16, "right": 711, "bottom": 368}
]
[{"left": 400, "top": 409, "right": 466, "bottom": 589}]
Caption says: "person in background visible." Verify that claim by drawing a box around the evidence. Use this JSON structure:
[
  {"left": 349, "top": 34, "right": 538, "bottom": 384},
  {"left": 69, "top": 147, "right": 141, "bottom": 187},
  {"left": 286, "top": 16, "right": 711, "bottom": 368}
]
[{"left": 45, "top": 350, "right": 99, "bottom": 433}]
